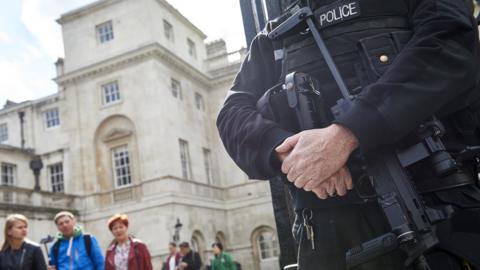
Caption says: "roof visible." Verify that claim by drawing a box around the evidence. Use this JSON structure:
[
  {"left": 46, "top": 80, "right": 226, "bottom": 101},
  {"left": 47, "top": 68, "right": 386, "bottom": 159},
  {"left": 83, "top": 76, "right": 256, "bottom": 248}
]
[
  {"left": 56, "top": 0, "right": 207, "bottom": 39},
  {"left": 0, "top": 93, "right": 61, "bottom": 116},
  {"left": 0, "top": 144, "right": 34, "bottom": 155}
]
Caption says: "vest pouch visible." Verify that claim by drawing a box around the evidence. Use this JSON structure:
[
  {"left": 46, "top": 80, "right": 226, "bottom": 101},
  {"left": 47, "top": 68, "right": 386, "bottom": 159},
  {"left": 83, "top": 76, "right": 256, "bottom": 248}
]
[
  {"left": 357, "top": 30, "right": 413, "bottom": 84},
  {"left": 256, "top": 85, "right": 301, "bottom": 133}
]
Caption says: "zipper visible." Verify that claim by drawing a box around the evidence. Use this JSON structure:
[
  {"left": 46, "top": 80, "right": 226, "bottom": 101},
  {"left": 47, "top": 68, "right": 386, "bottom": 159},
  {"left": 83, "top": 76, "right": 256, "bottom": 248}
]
[{"left": 19, "top": 248, "right": 26, "bottom": 269}]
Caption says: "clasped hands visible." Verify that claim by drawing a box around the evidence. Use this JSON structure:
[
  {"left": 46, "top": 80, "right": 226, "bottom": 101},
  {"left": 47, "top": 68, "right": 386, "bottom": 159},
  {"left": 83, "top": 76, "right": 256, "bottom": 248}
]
[{"left": 275, "top": 124, "right": 359, "bottom": 199}]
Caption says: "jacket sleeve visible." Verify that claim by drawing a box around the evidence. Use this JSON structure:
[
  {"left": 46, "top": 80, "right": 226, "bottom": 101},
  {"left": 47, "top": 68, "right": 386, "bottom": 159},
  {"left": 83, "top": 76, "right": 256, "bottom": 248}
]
[
  {"left": 33, "top": 246, "right": 47, "bottom": 270},
  {"left": 140, "top": 243, "right": 153, "bottom": 270},
  {"left": 104, "top": 249, "right": 113, "bottom": 270},
  {"left": 225, "top": 254, "right": 236, "bottom": 270},
  {"left": 89, "top": 236, "right": 105, "bottom": 270},
  {"left": 216, "top": 32, "right": 293, "bottom": 180},
  {"left": 334, "top": 0, "right": 480, "bottom": 152}
]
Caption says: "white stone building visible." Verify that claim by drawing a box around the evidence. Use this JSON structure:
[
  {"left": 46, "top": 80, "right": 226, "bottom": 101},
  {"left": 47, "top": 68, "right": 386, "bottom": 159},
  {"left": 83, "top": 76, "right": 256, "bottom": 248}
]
[{"left": 0, "top": 0, "right": 280, "bottom": 269}]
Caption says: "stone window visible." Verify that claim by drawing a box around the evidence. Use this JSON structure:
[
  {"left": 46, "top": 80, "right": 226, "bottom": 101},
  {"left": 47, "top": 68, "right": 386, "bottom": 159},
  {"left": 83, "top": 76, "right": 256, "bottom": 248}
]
[
  {"left": 203, "top": 148, "right": 213, "bottom": 184},
  {"left": 257, "top": 231, "right": 279, "bottom": 260},
  {"left": 0, "top": 123, "right": 8, "bottom": 143},
  {"left": 102, "top": 81, "right": 121, "bottom": 105},
  {"left": 1, "top": 163, "right": 16, "bottom": 186},
  {"left": 112, "top": 145, "right": 132, "bottom": 187},
  {"left": 97, "top": 21, "right": 114, "bottom": 43},
  {"left": 171, "top": 78, "right": 182, "bottom": 100},
  {"left": 195, "top": 92, "right": 205, "bottom": 111},
  {"left": 187, "top": 38, "right": 197, "bottom": 59},
  {"left": 164, "top": 19, "right": 174, "bottom": 42},
  {"left": 179, "top": 139, "right": 191, "bottom": 180},
  {"left": 49, "top": 163, "right": 64, "bottom": 193},
  {"left": 44, "top": 108, "right": 60, "bottom": 128}
]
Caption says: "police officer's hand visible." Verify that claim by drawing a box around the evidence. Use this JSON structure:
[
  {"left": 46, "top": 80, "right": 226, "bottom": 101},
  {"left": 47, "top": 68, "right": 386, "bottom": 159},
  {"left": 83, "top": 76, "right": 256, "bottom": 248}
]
[
  {"left": 310, "top": 166, "right": 353, "bottom": 199},
  {"left": 275, "top": 124, "right": 358, "bottom": 191}
]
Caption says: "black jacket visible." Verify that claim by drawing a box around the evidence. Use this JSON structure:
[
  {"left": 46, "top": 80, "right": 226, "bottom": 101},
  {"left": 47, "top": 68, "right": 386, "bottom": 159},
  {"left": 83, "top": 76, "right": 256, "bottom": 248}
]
[
  {"left": 0, "top": 241, "right": 47, "bottom": 270},
  {"left": 217, "top": 0, "right": 480, "bottom": 180},
  {"left": 181, "top": 250, "right": 202, "bottom": 270}
]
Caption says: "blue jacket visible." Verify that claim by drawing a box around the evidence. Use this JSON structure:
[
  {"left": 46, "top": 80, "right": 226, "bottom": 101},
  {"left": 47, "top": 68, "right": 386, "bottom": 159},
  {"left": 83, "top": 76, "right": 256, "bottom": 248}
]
[{"left": 49, "top": 233, "right": 105, "bottom": 270}]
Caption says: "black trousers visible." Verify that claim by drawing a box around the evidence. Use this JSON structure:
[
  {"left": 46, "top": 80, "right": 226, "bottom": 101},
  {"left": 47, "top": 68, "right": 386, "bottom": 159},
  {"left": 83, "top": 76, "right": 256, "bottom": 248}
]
[{"left": 293, "top": 186, "right": 480, "bottom": 270}]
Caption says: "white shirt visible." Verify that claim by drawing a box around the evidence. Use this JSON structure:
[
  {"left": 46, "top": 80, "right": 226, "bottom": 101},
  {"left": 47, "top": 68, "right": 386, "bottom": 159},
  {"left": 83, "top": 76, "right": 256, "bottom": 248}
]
[
  {"left": 169, "top": 255, "right": 176, "bottom": 270},
  {"left": 114, "top": 241, "right": 131, "bottom": 270}
]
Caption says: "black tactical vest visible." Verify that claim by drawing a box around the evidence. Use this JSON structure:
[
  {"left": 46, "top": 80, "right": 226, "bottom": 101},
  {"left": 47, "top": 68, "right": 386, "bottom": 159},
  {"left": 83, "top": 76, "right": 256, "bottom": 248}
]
[
  {"left": 268, "top": 0, "right": 413, "bottom": 209},
  {"left": 269, "top": 0, "right": 478, "bottom": 209},
  {"left": 279, "top": 0, "right": 411, "bottom": 108}
]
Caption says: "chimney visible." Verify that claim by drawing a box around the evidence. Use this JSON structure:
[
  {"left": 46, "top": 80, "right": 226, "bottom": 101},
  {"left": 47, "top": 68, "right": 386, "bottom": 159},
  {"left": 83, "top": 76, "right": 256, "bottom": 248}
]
[
  {"left": 206, "top": 39, "right": 227, "bottom": 59},
  {"left": 3, "top": 100, "right": 18, "bottom": 110},
  {"left": 55, "top": 58, "right": 65, "bottom": 77}
]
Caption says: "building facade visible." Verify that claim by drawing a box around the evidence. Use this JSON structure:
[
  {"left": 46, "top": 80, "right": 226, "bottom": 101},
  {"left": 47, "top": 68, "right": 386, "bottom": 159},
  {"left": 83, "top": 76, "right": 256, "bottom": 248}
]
[{"left": 0, "top": 0, "right": 281, "bottom": 269}]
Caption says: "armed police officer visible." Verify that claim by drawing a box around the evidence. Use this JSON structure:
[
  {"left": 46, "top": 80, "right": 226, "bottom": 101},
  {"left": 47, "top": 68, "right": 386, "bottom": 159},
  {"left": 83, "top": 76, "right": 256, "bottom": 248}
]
[{"left": 217, "top": 0, "right": 480, "bottom": 269}]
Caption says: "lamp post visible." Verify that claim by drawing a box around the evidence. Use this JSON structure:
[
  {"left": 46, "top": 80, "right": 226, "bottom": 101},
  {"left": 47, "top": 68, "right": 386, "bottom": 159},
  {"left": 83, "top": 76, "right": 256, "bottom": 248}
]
[
  {"left": 29, "top": 156, "right": 43, "bottom": 191},
  {"left": 173, "top": 218, "right": 183, "bottom": 244}
]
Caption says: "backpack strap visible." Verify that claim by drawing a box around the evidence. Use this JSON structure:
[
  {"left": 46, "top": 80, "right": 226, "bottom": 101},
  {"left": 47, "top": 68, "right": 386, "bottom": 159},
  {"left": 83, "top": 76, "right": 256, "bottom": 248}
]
[{"left": 83, "top": 234, "right": 93, "bottom": 263}]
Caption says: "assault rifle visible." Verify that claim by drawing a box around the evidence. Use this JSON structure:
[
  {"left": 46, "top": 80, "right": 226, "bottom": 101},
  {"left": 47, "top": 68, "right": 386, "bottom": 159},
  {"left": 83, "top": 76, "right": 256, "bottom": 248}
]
[{"left": 267, "top": 5, "right": 457, "bottom": 269}]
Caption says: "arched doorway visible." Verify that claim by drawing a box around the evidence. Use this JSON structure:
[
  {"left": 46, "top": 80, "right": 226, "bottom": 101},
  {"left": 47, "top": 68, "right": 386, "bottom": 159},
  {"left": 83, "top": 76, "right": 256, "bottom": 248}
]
[
  {"left": 191, "top": 230, "right": 207, "bottom": 264},
  {"left": 215, "top": 231, "right": 228, "bottom": 250},
  {"left": 251, "top": 226, "right": 280, "bottom": 270}
]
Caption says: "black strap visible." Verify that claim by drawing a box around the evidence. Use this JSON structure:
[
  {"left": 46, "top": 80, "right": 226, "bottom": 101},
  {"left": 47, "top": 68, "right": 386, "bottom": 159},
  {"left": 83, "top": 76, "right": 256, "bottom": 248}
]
[
  {"left": 53, "top": 240, "right": 60, "bottom": 267},
  {"left": 83, "top": 234, "right": 92, "bottom": 259}
]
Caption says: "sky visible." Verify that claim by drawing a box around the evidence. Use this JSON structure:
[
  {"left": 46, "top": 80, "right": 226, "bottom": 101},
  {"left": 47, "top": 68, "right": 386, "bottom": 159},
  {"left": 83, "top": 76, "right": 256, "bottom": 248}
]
[{"left": 0, "top": 0, "right": 246, "bottom": 106}]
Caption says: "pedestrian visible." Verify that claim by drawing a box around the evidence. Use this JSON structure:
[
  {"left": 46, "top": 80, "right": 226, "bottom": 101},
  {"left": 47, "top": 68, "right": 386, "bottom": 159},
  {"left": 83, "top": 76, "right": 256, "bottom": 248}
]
[
  {"left": 163, "top": 242, "right": 181, "bottom": 270},
  {"left": 105, "top": 214, "right": 152, "bottom": 270},
  {"left": 48, "top": 211, "right": 104, "bottom": 270},
  {"left": 210, "top": 242, "right": 236, "bottom": 270},
  {"left": 178, "top": 242, "right": 202, "bottom": 270},
  {"left": 0, "top": 214, "right": 47, "bottom": 270},
  {"left": 217, "top": 0, "right": 480, "bottom": 269}
]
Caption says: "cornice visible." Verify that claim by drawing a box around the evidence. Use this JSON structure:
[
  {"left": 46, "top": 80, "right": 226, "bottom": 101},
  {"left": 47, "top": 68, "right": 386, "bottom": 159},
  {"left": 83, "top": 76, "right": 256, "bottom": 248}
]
[
  {"left": 155, "top": 0, "right": 207, "bottom": 39},
  {"left": 57, "top": 0, "right": 207, "bottom": 41},
  {"left": 57, "top": 0, "right": 123, "bottom": 25},
  {"left": 55, "top": 42, "right": 212, "bottom": 88},
  {"left": 0, "top": 145, "right": 35, "bottom": 156}
]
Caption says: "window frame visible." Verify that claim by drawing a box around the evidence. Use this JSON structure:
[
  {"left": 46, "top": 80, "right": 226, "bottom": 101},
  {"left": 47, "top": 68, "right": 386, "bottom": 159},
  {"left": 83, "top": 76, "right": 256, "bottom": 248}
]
[
  {"left": 96, "top": 20, "right": 115, "bottom": 44},
  {"left": 195, "top": 92, "right": 205, "bottom": 111},
  {"left": 102, "top": 81, "right": 121, "bottom": 105},
  {"left": 256, "top": 231, "right": 279, "bottom": 261},
  {"left": 203, "top": 148, "right": 213, "bottom": 184},
  {"left": 49, "top": 163, "right": 65, "bottom": 193},
  {"left": 171, "top": 78, "right": 182, "bottom": 100},
  {"left": 187, "top": 38, "right": 197, "bottom": 59},
  {"left": 0, "top": 123, "right": 8, "bottom": 143},
  {"left": 1, "top": 163, "right": 16, "bottom": 186},
  {"left": 111, "top": 145, "right": 132, "bottom": 188},
  {"left": 179, "top": 139, "right": 192, "bottom": 180},
  {"left": 44, "top": 107, "right": 60, "bottom": 129},
  {"left": 163, "top": 19, "right": 174, "bottom": 42}
]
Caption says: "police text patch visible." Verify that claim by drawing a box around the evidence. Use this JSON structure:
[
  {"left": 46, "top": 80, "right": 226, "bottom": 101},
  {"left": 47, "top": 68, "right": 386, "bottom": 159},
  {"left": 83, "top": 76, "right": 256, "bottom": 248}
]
[{"left": 315, "top": 0, "right": 361, "bottom": 29}]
